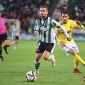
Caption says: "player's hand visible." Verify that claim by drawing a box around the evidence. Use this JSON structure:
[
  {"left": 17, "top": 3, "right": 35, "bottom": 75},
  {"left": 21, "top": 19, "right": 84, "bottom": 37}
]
[
  {"left": 76, "top": 21, "right": 81, "bottom": 26},
  {"left": 33, "top": 31, "right": 38, "bottom": 36},
  {"left": 5, "top": 29, "right": 8, "bottom": 34},
  {"left": 19, "top": 29, "right": 22, "bottom": 32},
  {"left": 67, "top": 37, "right": 72, "bottom": 41},
  {"left": 60, "top": 41, "right": 66, "bottom": 47}
]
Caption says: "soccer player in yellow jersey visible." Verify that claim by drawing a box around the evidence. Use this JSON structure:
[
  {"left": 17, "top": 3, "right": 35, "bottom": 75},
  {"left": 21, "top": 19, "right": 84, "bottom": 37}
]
[{"left": 56, "top": 10, "right": 85, "bottom": 73}]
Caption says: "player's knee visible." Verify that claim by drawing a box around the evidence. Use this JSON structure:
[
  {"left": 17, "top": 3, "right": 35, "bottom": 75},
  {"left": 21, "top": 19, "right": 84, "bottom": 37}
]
[
  {"left": 68, "top": 49, "right": 75, "bottom": 55},
  {"left": 5, "top": 40, "right": 11, "bottom": 47},
  {"left": 42, "top": 55, "right": 48, "bottom": 60},
  {"left": 35, "top": 56, "right": 41, "bottom": 61},
  {"left": 70, "top": 51, "right": 75, "bottom": 55},
  {"left": 6, "top": 43, "right": 10, "bottom": 47},
  {"left": 71, "top": 51, "right": 75, "bottom": 55},
  {"left": 42, "top": 56, "right": 46, "bottom": 60}
]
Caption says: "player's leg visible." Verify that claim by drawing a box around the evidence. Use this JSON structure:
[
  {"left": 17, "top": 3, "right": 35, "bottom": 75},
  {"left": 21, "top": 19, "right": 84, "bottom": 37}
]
[
  {"left": 3, "top": 34, "right": 10, "bottom": 54},
  {"left": 11, "top": 33, "right": 15, "bottom": 44},
  {"left": 3, "top": 39, "right": 10, "bottom": 54},
  {"left": 34, "top": 53, "right": 42, "bottom": 75},
  {"left": 73, "top": 56, "right": 81, "bottom": 73},
  {"left": 69, "top": 42, "right": 85, "bottom": 67},
  {"left": 0, "top": 36, "right": 4, "bottom": 61},
  {"left": 71, "top": 43, "right": 81, "bottom": 73},
  {"left": 42, "top": 51, "right": 56, "bottom": 67},
  {"left": 0, "top": 45, "right": 4, "bottom": 61},
  {"left": 72, "top": 46, "right": 81, "bottom": 73},
  {"left": 60, "top": 42, "right": 85, "bottom": 72},
  {"left": 13, "top": 36, "right": 19, "bottom": 49},
  {"left": 34, "top": 41, "right": 43, "bottom": 75},
  {"left": 42, "top": 43, "right": 56, "bottom": 67},
  {"left": 13, "top": 39, "right": 17, "bottom": 49},
  {"left": 68, "top": 48, "right": 85, "bottom": 66}
]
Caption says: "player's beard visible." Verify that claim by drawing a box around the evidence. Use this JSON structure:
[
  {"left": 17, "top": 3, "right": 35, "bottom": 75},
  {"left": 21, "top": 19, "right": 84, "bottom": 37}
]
[
  {"left": 63, "top": 20, "right": 67, "bottom": 24},
  {"left": 40, "top": 15, "right": 47, "bottom": 19},
  {"left": 41, "top": 16, "right": 46, "bottom": 19}
]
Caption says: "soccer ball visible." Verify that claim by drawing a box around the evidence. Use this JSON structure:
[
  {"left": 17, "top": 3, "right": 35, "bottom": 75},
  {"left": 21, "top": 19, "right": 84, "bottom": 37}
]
[{"left": 26, "top": 71, "right": 37, "bottom": 82}]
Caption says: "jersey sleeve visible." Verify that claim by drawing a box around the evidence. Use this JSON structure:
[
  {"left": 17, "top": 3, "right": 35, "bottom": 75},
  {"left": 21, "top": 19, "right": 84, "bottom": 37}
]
[
  {"left": 73, "top": 21, "right": 84, "bottom": 29},
  {"left": 52, "top": 19, "right": 69, "bottom": 38},
  {"left": 52, "top": 19, "right": 61, "bottom": 28},
  {"left": 34, "top": 19, "right": 39, "bottom": 31}
]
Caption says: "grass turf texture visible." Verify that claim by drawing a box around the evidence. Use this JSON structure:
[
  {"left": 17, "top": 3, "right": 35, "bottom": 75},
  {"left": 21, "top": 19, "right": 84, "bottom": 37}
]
[{"left": 0, "top": 40, "right": 85, "bottom": 85}]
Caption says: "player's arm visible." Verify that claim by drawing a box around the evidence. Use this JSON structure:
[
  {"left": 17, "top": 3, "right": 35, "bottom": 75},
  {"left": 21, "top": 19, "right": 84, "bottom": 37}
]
[
  {"left": 52, "top": 19, "right": 71, "bottom": 41},
  {"left": 4, "top": 25, "right": 8, "bottom": 34},
  {"left": 75, "top": 21, "right": 84, "bottom": 29},
  {"left": 9, "top": 28, "right": 11, "bottom": 32},
  {"left": 18, "top": 26, "right": 22, "bottom": 32},
  {"left": 33, "top": 20, "right": 39, "bottom": 36},
  {"left": 19, "top": 28, "right": 22, "bottom": 32},
  {"left": 9, "top": 26, "right": 12, "bottom": 33}
]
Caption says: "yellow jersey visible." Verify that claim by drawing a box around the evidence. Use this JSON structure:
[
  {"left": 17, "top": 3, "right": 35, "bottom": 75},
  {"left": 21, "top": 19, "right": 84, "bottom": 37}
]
[{"left": 56, "top": 19, "right": 84, "bottom": 44}]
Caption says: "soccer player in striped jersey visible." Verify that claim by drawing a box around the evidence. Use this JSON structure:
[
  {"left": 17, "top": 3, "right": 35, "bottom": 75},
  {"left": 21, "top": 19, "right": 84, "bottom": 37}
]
[
  {"left": 33, "top": 5, "right": 71, "bottom": 75},
  {"left": 9, "top": 20, "right": 21, "bottom": 50},
  {"left": 56, "top": 10, "right": 85, "bottom": 73}
]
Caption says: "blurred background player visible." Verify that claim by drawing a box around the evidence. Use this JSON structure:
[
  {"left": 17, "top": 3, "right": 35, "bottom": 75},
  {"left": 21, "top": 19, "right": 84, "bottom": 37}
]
[
  {"left": 56, "top": 10, "right": 85, "bottom": 73},
  {"left": 33, "top": 5, "right": 71, "bottom": 75},
  {"left": 9, "top": 20, "right": 21, "bottom": 50},
  {"left": 0, "top": 11, "right": 10, "bottom": 61}
]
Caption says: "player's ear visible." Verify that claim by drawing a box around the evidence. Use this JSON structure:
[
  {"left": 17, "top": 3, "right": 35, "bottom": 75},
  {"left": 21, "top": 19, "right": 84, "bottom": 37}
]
[
  {"left": 68, "top": 16, "right": 69, "bottom": 19},
  {"left": 68, "top": 15, "right": 69, "bottom": 19},
  {"left": 47, "top": 10, "right": 48, "bottom": 15}
]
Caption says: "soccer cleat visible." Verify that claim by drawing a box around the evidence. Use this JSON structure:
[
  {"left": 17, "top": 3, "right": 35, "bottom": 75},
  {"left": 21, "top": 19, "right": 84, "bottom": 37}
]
[
  {"left": 73, "top": 68, "right": 82, "bottom": 73},
  {"left": 35, "top": 69, "right": 39, "bottom": 76},
  {"left": 50, "top": 54, "right": 56, "bottom": 67},
  {"left": 84, "top": 64, "right": 85, "bottom": 67},
  {"left": 3, "top": 46, "right": 9, "bottom": 54},
  {"left": 0, "top": 55, "right": 4, "bottom": 61}
]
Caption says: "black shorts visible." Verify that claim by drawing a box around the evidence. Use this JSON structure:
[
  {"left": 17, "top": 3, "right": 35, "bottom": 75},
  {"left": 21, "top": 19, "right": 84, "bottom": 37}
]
[
  {"left": 36, "top": 41, "right": 55, "bottom": 53},
  {"left": 14, "top": 36, "right": 19, "bottom": 40},
  {"left": 0, "top": 33, "right": 9, "bottom": 45}
]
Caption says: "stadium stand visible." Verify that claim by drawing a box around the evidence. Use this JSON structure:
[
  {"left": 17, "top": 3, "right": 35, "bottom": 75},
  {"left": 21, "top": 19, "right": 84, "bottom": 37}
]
[
  {"left": 71, "top": 0, "right": 85, "bottom": 26},
  {"left": 0, "top": 0, "right": 50, "bottom": 34},
  {"left": 0, "top": 0, "right": 85, "bottom": 35}
]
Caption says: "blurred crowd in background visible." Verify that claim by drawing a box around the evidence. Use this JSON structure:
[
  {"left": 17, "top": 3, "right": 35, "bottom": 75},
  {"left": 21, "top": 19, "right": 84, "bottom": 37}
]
[
  {"left": 71, "top": 0, "right": 85, "bottom": 26},
  {"left": 0, "top": 0, "right": 49, "bottom": 34},
  {"left": 52, "top": 0, "right": 85, "bottom": 34},
  {"left": 0, "top": 0, "right": 85, "bottom": 34},
  {"left": 71, "top": 0, "right": 85, "bottom": 34}
]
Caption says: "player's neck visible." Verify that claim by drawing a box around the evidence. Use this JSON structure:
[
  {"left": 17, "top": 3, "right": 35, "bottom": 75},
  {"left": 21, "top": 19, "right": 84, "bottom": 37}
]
[
  {"left": 41, "top": 16, "right": 48, "bottom": 21},
  {"left": 63, "top": 22, "right": 67, "bottom": 24},
  {"left": 62, "top": 20, "right": 68, "bottom": 24}
]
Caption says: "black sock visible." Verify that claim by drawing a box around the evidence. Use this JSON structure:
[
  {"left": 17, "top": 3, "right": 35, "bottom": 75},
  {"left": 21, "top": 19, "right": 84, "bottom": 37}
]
[
  {"left": 4, "top": 45, "right": 10, "bottom": 48},
  {"left": 0, "top": 49, "right": 2, "bottom": 56}
]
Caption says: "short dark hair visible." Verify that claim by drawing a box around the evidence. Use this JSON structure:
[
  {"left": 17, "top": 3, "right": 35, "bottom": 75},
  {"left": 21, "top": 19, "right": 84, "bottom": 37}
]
[
  {"left": 62, "top": 10, "right": 69, "bottom": 15},
  {"left": 40, "top": 5, "right": 48, "bottom": 10}
]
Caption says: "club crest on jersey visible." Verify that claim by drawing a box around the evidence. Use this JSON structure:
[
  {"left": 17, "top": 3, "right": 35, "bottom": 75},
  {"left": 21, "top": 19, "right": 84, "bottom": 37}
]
[{"left": 40, "top": 27, "right": 49, "bottom": 31}]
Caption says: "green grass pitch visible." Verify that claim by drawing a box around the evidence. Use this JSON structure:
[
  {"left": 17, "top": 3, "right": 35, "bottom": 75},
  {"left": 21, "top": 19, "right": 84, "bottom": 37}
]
[{"left": 0, "top": 40, "right": 85, "bottom": 85}]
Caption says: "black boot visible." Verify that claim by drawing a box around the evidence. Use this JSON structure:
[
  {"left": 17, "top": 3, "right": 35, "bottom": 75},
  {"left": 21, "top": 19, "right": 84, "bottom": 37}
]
[
  {"left": 0, "top": 55, "right": 4, "bottom": 61},
  {"left": 3, "top": 45, "right": 9, "bottom": 54}
]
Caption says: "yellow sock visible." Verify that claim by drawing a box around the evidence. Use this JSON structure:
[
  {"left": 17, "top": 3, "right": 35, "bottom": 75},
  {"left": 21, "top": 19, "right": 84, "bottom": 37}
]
[
  {"left": 74, "top": 57, "right": 80, "bottom": 68},
  {"left": 74, "top": 54, "right": 85, "bottom": 65}
]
